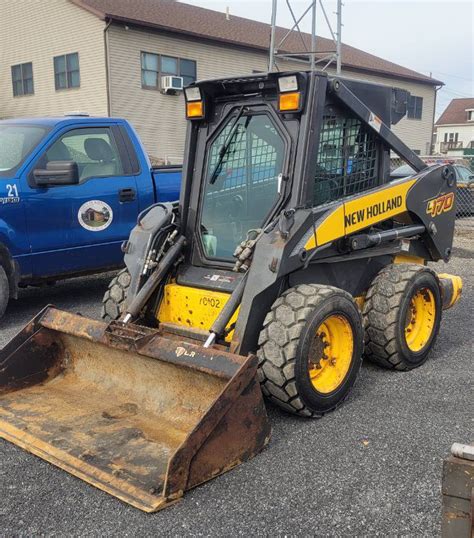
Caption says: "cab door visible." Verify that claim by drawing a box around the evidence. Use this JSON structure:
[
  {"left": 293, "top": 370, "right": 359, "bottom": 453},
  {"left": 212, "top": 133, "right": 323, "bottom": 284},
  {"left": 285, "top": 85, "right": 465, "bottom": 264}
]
[{"left": 25, "top": 124, "right": 139, "bottom": 277}]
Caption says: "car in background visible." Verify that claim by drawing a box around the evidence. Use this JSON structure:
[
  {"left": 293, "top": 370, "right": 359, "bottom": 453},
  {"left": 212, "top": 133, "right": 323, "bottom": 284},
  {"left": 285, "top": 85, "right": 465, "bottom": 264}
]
[{"left": 390, "top": 163, "right": 473, "bottom": 216}]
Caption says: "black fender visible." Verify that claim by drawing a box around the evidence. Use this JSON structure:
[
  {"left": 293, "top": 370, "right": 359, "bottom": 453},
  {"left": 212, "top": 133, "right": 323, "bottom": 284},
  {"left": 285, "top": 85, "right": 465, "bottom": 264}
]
[{"left": 406, "top": 165, "right": 456, "bottom": 261}]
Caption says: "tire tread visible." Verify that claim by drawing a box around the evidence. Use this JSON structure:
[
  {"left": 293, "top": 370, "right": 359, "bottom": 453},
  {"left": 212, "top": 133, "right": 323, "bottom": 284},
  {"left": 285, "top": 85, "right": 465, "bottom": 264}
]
[
  {"left": 257, "top": 284, "right": 361, "bottom": 417},
  {"left": 101, "top": 268, "right": 130, "bottom": 322},
  {"left": 362, "top": 263, "right": 438, "bottom": 371}
]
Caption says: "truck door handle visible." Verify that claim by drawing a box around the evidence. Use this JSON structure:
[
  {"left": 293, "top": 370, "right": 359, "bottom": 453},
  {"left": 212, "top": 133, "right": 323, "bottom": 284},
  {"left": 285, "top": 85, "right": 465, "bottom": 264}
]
[{"left": 119, "top": 188, "right": 136, "bottom": 202}]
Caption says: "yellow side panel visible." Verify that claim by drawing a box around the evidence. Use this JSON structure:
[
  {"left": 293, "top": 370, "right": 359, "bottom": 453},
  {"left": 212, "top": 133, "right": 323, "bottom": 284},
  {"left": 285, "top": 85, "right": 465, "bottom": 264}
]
[
  {"left": 316, "top": 205, "right": 346, "bottom": 247},
  {"left": 393, "top": 254, "right": 425, "bottom": 265},
  {"left": 304, "top": 179, "right": 418, "bottom": 250},
  {"left": 157, "top": 284, "right": 239, "bottom": 342},
  {"left": 343, "top": 179, "right": 417, "bottom": 235}
]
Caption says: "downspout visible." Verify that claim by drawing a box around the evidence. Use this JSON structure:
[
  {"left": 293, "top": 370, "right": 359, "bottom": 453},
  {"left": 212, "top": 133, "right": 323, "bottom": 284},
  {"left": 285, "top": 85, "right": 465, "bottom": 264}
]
[
  {"left": 431, "top": 83, "right": 443, "bottom": 154},
  {"left": 103, "top": 17, "right": 112, "bottom": 117}
]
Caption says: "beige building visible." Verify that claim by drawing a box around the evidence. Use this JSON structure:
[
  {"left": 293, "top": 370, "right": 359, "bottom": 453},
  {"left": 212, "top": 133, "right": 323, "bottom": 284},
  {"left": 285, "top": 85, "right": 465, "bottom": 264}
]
[{"left": 1, "top": 0, "right": 443, "bottom": 162}]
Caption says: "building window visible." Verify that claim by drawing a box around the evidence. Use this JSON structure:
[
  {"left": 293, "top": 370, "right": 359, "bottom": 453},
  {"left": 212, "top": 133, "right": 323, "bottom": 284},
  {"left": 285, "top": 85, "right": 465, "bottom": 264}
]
[
  {"left": 141, "top": 52, "right": 160, "bottom": 88},
  {"left": 161, "top": 55, "right": 178, "bottom": 76},
  {"left": 160, "top": 56, "right": 197, "bottom": 86},
  {"left": 54, "top": 53, "right": 80, "bottom": 90},
  {"left": 180, "top": 59, "right": 197, "bottom": 86},
  {"left": 467, "top": 110, "right": 474, "bottom": 121},
  {"left": 407, "top": 95, "right": 423, "bottom": 120},
  {"left": 11, "top": 62, "right": 34, "bottom": 97},
  {"left": 444, "top": 132, "right": 459, "bottom": 143},
  {"left": 141, "top": 52, "right": 197, "bottom": 89}
]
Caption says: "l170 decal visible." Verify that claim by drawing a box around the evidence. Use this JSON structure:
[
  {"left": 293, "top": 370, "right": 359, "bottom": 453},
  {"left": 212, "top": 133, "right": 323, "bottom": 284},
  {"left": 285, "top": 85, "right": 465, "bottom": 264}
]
[{"left": 426, "top": 192, "right": 454, "bottom": 217}]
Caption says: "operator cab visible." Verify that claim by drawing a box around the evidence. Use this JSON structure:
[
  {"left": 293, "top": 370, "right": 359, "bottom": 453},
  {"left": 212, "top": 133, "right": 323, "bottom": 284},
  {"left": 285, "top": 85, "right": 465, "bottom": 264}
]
[{"left": 182, "top": 70, "right": 411, "bottom": 269}]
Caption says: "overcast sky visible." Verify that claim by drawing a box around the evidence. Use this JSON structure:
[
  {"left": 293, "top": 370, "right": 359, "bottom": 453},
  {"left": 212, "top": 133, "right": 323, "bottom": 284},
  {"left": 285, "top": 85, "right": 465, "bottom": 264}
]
[{"left": 184, "top": 0, "right": 473, "bottom": 118}]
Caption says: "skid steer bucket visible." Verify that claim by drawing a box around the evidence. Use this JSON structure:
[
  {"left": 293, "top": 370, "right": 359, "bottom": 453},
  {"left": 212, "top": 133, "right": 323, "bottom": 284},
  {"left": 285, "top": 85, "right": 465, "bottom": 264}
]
[{"left": 0, "top": 307, "right": 271, "bottom": 512}]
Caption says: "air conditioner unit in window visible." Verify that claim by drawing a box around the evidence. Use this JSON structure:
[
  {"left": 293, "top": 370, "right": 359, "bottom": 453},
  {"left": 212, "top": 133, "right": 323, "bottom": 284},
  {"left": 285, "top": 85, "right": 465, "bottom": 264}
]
[{"left": 161, "top": 75, "right": 184, "bottom": 94}]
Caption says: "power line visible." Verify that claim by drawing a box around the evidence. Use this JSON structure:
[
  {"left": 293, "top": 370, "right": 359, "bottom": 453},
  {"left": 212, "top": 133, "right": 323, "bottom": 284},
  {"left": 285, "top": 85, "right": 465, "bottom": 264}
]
[
  {"left": 431, "top": 70, "right": 474, "bottom": 82},
  {"left": 439, "top": 87, "right": 473, "bottom": 98}
]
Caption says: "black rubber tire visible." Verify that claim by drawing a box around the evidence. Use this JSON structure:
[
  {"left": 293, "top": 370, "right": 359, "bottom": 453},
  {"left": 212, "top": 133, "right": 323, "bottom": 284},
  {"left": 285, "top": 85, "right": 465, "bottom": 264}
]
[
  {"left": 101, "top": 268, "right": 131, "bottom": 322},
  {"left": 257, "top": 284, "right": 364, "bottom": 417},
  {"left": 363, "top": 263, "right": 442, "bottom": 371},
  {"left": 0, "top": 266, "right": 9, "bottom": 319}
]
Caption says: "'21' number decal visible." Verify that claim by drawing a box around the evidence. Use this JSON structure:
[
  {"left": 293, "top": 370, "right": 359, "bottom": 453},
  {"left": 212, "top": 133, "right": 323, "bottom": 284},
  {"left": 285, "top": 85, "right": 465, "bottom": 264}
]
[
  {"left": 426, "top": 192, "right": 454, "bottom": 217},
  {"left": 7, "top": 184, "right": 19, "bottom": 198}
]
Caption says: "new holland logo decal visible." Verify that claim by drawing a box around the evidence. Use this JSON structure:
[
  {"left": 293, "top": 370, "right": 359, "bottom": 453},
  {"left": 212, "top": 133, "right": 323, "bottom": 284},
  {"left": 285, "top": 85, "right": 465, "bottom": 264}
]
[{"left": 344, "top": 195, "right": 403, "bottom": 227}]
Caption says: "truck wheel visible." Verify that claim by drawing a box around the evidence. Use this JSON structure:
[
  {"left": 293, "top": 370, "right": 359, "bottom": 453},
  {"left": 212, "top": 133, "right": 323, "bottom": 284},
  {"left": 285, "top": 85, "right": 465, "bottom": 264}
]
[
  {"left": 257, "top": 284, "right": 363, "bottom": 417},
  {"left": 0, "top": 266, "right": 9, "bottom": 319},
  {"left": 363, "top": 263, "right": 442, "bottom": 371},
  {"left": 102, "top": 269, "right": 131, "bottom": 322}
]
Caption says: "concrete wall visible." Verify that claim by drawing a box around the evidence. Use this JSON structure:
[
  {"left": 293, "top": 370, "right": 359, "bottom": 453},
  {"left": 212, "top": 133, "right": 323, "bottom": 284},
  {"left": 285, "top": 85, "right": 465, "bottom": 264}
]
[{"left": 0, "top": 0, "right": 108, "bottom": 119}]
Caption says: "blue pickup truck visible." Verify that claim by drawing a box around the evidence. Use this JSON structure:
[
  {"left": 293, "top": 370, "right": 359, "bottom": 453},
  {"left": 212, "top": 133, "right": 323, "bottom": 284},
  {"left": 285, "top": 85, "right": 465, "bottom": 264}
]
[{"left": 0, "top": 116, "right": 181, "bottom": 318}]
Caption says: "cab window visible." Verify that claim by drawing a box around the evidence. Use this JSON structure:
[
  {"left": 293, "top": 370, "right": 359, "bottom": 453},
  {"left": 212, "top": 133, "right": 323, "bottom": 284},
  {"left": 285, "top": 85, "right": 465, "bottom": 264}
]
[
  {"left": 42, "top": 127, "right": 123, "bottom": 182},
  {"left": 313, "top": 106, "right": 379, "bottom": 205},
  {"left": 200, "top": 113, "right": 285, "bottom": 259}
]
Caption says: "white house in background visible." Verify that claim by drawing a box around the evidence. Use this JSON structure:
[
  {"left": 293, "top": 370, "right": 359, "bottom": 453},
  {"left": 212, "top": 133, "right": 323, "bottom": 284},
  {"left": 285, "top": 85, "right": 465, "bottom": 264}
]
[{"left": 434, "top": 98, "right": 474, "bottom": 156}]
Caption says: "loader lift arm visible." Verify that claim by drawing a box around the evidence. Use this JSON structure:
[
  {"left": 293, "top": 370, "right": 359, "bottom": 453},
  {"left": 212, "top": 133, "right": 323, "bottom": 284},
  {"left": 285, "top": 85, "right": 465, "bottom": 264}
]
[{"left": 328, "top": 78, "right": 428, "bottom": 173}]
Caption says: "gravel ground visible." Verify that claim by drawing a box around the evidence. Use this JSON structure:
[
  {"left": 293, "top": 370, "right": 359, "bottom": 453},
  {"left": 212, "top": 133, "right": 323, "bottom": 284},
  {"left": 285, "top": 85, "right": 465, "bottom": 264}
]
[{"left": 0, "top": 230, "right": 472, "bottom": 537}]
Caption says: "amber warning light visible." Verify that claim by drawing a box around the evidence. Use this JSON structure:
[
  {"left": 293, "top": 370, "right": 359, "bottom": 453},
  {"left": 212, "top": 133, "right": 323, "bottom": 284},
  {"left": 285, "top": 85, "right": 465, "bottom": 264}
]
[{"left": 185, "top": 87, "right": 205, "bottom": 119}]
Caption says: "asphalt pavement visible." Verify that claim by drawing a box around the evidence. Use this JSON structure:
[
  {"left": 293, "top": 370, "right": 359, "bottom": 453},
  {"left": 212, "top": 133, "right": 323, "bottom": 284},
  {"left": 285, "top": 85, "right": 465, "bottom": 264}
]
[{"left": 0, "top": 230, "right": 472, "bottom": 536}]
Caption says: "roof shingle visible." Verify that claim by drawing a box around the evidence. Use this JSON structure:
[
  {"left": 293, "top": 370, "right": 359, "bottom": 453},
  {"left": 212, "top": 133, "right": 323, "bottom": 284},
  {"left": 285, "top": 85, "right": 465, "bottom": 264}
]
[
  {"left": 435, "top": 98, "right": 474, "bottom": 126},
  {"left": 71, "top": 0, "right": 442, "bottom": 85}
]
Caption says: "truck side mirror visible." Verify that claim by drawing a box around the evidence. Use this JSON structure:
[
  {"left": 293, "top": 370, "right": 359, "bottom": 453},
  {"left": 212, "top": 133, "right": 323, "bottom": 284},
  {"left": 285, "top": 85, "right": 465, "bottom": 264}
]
[{"left": 33, "top": 161, "right": 79, "bottom": 186}]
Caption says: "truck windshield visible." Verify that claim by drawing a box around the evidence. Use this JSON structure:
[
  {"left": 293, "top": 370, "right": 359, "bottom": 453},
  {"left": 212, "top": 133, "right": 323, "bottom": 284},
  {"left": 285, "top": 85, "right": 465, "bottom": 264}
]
[
  {"left": 0, "top": 124, "right": 49, "bottom": 177},
  {"left": 200, "top": 113, "right": 285, "bottom": 260}
]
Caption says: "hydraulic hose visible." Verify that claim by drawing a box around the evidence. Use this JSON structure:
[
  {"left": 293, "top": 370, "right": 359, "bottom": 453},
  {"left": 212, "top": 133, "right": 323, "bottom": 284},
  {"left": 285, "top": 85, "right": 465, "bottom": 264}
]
[
  {"left": 204, "top": 273, "right": 248, "bottom": 348},
  {"left": 122, "top": 236, "right": 186, "bottom": 323}
]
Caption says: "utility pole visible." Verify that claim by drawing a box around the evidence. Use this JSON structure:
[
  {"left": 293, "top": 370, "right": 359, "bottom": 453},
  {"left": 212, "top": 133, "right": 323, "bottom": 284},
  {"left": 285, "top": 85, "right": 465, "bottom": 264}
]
[
  {"left": 268, "top": 0, "right": 278, "bottom": 72},
  {"left": 336, "top": 0, "right": 342, "bottom": 74}
]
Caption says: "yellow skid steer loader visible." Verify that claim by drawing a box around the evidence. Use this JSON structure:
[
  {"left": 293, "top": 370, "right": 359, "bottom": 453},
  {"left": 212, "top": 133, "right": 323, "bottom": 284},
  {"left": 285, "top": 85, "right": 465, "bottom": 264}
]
[{"left": 0, "top": 71, "right": 462, "bottom": 512}]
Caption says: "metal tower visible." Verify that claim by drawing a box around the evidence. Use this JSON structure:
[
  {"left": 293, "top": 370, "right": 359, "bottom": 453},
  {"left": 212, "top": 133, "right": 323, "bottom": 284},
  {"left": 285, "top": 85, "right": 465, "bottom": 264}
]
[{"left": 268, "top": 0, "right": 343, "bottom": 74}]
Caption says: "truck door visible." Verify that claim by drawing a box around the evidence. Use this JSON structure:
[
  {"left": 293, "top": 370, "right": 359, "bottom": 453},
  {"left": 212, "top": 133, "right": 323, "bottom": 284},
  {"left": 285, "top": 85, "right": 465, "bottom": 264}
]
[{"left": 25, "top": 125, "right": 139, "bottom": 277}]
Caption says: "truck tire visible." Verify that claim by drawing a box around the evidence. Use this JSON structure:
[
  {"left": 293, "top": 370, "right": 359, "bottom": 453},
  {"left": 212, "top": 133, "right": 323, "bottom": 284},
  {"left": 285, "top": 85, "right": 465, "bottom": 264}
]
[
  {"left": 102, "top": 269, "right": 131, "bottom": 322},
  {"left": 363, "top": 263, "right": 442, "bottom": 371},
  {"left": 0, "top": 266, "right": 9, "bottom": 319},
  {"left": 257, "top": 284, "right": 363, "bottom": 417}
]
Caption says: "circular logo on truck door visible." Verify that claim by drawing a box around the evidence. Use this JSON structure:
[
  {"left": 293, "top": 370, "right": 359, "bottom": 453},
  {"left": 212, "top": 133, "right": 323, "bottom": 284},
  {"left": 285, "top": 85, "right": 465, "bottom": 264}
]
[{"left": 78, "top": 200, "right": 114, "bottom": 232}]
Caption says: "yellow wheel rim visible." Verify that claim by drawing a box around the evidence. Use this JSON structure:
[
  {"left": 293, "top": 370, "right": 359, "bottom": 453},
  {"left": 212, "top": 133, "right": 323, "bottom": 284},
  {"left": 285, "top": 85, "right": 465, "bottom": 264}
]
[
  {"left": 308, "top": 314, "right": 354, "bottom": 394},
  {"left": 404, "top": 287, "right": 436, "bottom": 352}
]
